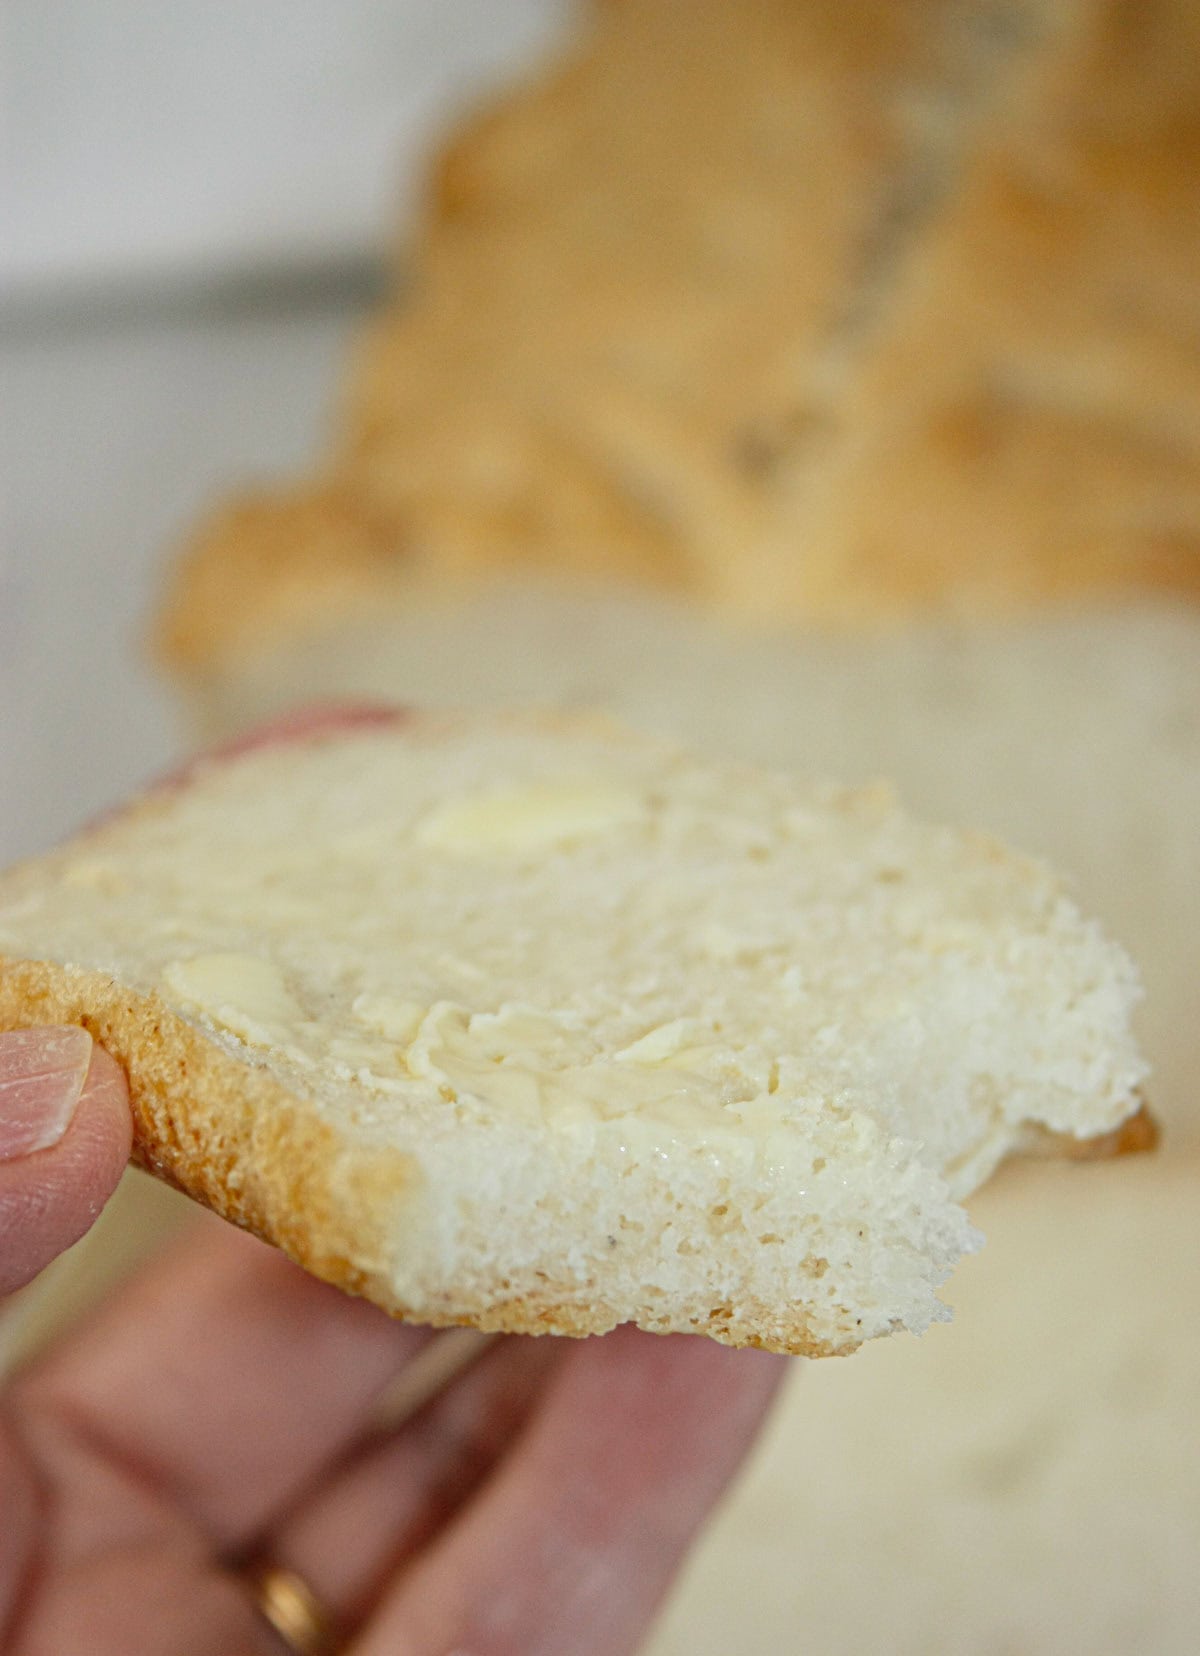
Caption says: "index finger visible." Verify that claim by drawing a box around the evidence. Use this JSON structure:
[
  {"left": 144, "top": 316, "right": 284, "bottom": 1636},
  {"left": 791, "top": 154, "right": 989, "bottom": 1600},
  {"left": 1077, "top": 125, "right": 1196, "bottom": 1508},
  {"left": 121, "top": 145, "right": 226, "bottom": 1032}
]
[
  {"left": 0, "top": 1035, "right": 131, "bottom": 1297},
  {"left": 354, "top": 1328, "right": 787, "bottom": 1656}
]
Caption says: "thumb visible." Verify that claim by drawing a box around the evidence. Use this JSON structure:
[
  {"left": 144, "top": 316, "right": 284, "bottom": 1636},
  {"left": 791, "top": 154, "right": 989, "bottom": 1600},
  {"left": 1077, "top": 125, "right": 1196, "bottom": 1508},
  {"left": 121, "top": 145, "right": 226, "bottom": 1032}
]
[{"left": 0, "top": 1028, "right": 132, "bottom": 1296}]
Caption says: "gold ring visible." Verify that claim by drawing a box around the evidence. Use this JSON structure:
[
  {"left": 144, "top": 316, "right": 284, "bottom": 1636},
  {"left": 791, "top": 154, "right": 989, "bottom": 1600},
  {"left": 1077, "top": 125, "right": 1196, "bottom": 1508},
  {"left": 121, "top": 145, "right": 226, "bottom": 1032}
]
[{"left": 243, "top": 1560, "right": 339, "bottom": 1656}]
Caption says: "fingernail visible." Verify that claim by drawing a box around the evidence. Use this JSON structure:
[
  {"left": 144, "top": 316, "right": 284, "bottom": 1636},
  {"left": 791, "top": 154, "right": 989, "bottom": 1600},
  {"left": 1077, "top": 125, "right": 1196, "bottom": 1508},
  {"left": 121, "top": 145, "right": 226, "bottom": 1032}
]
[{"left": 0, "top": 1027, "right": 94, "bottom": 1161}]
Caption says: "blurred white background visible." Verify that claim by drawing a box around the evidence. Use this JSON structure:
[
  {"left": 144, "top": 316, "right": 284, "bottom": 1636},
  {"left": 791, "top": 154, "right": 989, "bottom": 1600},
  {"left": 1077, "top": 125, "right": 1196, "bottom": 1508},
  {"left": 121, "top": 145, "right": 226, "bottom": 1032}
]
[
  {"left": 2, "top": 0, "right": 574, "bottom": 297},
  {"left": 0, "top": 0, "right": 573, "bottom": 864}
]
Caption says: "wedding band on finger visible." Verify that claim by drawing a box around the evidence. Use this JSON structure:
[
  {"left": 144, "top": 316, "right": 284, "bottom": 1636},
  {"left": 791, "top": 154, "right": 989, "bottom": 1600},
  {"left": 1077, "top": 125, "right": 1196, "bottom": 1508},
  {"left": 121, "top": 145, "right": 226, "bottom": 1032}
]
[
  {"left": 239, "top": 1328, "right": 498, "bottom": 1652},
  {"left": 243, "top": 1559, "right": 340, "bottom": 1656}
]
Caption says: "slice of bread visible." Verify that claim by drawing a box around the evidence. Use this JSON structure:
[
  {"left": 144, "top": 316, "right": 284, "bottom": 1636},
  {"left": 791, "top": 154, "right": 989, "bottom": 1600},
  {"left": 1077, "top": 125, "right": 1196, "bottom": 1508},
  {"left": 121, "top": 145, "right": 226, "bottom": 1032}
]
[{"left": 0, "top": 714, "right": 1145, "bottom": 1354}]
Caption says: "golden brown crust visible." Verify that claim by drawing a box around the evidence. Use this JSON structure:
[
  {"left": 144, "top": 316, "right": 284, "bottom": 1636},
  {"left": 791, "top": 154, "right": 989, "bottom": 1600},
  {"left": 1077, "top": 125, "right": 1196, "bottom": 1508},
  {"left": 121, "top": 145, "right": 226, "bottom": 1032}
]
[
  {"left": 788, "top": 0, "right": 1200, "bottom": 624},
  {"left": 1018, "top": 1097, "right": 1159, "bottom": 1165},
  {"left": 154, "top": 0, "right": 1200, "bottom": 680},
  {"left": 0, "top": 957, "right": 844, "bottom": 1353},
  {"left": 156, "top": 486, "right": 409, "bottom": 674},
  {"left": 0, "top": 958, "right": 417, "bottom": 1303},
  {"left": 390, "top": 1294, "right": 845, "bottom": 1358},
  {"left": 1060, "top": 1099, "right": 1160, "bottom": 1161}
]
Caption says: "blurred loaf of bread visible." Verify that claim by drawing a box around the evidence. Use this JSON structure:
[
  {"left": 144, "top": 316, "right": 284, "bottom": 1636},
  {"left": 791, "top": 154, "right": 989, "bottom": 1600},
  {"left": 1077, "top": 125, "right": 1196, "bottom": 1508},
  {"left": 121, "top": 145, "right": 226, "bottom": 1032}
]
[{"left": 158, "top": 0, "right": 1200, "bottom": 681}]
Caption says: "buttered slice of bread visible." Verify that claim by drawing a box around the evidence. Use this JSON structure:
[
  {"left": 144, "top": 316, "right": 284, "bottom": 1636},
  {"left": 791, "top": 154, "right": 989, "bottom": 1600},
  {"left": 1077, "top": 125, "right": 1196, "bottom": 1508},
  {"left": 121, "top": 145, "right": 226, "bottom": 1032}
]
[{"left": 0, "top": 715, "right": 1147, "bottom": 1354}]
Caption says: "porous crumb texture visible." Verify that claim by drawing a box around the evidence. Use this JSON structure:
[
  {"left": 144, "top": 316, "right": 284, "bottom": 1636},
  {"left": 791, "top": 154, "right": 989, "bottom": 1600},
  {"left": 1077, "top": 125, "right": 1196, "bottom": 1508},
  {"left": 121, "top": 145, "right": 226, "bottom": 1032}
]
[
  {"left": 0, "top": 718, "right": 1146, "bottom": 1352},
  {"left": 158, "top": 0, "right": 1200, "bottom": 677}
]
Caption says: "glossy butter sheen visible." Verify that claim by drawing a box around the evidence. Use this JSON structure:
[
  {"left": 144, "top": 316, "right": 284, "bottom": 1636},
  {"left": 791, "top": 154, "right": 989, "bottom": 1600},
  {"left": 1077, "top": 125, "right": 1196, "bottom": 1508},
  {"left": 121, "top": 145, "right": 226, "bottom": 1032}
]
[{"left": 161, "top": 960, "right": 774, "bottom": 1134}]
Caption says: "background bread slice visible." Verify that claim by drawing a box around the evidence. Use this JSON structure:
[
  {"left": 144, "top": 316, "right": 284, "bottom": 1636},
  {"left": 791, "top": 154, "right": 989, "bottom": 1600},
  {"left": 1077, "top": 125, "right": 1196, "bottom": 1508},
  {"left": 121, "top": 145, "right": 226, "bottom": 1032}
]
[
  {"left": 180, "top": 591, "right": 1199, "bottom": 1155},
  {"left": 0, "top": 714, "right": 1145, "bottom": 1354}
]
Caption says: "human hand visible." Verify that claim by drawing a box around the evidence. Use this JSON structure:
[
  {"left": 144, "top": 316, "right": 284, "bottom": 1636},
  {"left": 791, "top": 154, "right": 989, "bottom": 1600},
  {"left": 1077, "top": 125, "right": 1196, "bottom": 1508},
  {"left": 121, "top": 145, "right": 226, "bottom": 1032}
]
[{"left": 0, "top": 1032, "right": 782, "bottom": 1654}]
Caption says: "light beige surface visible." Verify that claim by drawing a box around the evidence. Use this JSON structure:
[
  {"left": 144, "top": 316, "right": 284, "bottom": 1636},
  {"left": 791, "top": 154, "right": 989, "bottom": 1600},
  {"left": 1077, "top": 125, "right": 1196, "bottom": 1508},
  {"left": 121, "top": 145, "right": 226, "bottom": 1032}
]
[
  {"left": 0, "top": 715, "right": 1144, "bottom": 1355},
  {"left": 158, "top": 0, "right": 1200, "bottom": 677},
  {"left": 651, "top": 1153, "right": 1200, "bottom": 1656}
]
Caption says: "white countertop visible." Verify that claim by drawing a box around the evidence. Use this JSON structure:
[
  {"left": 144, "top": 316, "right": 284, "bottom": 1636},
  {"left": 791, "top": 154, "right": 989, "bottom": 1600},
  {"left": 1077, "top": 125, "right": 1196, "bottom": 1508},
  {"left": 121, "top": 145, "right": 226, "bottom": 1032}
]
[
  {"left": 1, "top": 287, "right": 370, "bottom": 863},
  {"left": 2, "top": 0, "right": 573, "bottom": 298}
]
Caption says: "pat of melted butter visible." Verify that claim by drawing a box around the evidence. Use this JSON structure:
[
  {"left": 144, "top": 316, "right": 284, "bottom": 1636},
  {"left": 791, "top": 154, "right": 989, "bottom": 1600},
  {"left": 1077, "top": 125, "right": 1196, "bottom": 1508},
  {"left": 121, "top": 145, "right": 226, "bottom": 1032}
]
[
  {"left": 416, "top": 780, "right": 645, "bottom": 855},
  {"left": 162, "top": 952, "right": 302, "bottom": 1048},
  {"left": 159, "top": 960, "right": 763, "bottom": 1132},
  {"left": 402, "top": 1001, "right": 751, "bottom": 1130},
  {"left": 351, "top": 994, "right": 426, "bottom": 1044},
  {"left": 616, "top": 1018, "right": 697, "bottom": 1063}
]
